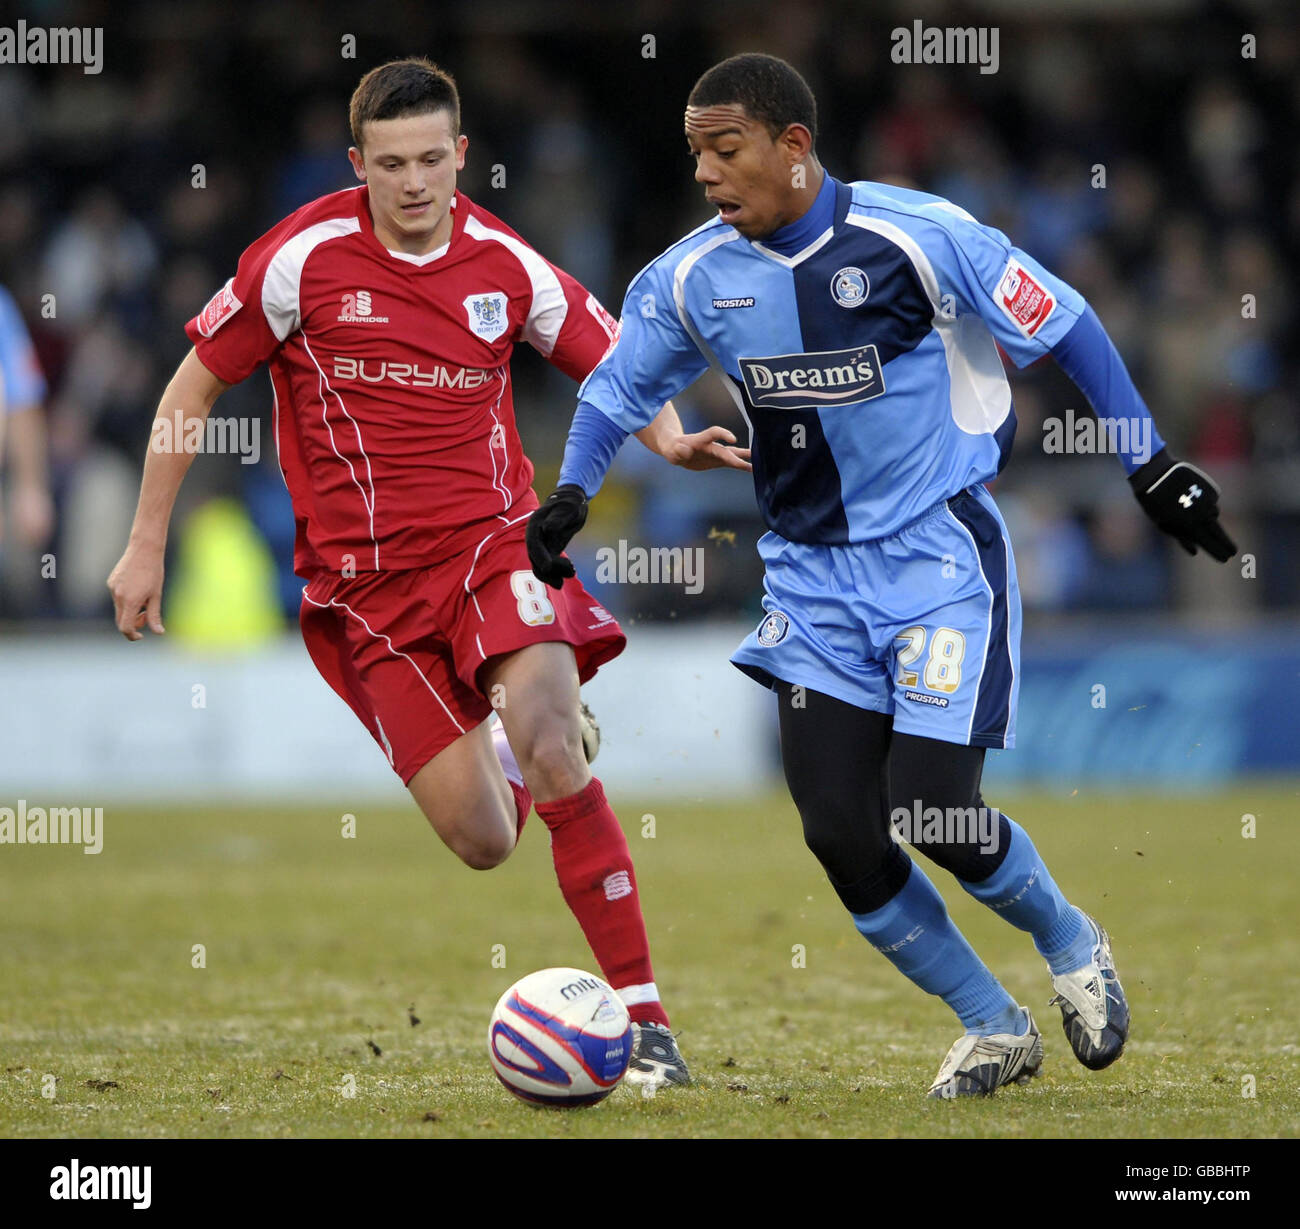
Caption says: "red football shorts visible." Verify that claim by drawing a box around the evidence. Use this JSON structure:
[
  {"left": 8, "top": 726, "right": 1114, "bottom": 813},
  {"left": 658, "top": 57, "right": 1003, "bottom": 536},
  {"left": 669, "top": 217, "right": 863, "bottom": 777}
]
[{"left": 299, "top": 516, "right": 625, "bottom": 784}]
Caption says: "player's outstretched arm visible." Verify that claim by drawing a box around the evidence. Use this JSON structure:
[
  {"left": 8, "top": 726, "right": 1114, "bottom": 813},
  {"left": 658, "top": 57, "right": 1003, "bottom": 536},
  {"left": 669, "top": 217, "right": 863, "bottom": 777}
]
[
  {"left": 922, "top": 205, "right": 1238, "bottom": 563},
  {"left": 528, "top": 400, "right": 753, "bottom": 590},
  {"left": 1049, "top": 305, "right": 1237, "bottom": 562},
  {"left": 106, "top": 348, "right": 230, "bottom": 640}
]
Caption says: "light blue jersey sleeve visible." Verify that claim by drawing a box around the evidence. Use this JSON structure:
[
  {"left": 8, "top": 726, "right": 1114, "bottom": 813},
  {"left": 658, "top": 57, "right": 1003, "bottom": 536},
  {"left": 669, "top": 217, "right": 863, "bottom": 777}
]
[
  {"left": 905, "top": 200, "right": 1085, "bottom": 368},
  {"left": 0, "top": 285, "right": 47, "bottom": 410},
  {"left": 575, "top": 249, "right": 710, "bottom": 433}
]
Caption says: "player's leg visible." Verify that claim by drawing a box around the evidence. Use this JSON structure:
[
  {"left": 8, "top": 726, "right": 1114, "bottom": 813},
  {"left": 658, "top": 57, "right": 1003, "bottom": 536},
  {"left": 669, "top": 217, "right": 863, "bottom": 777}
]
[
  {"left": 775, "top": 682, "right": 1035, "bottom": 1065},
  {"left": 299, "top": 573, "right": 523, "bottom": 870},
  {"left": 886, "top": 731, "right": 1091, "bottom": 972},
  {"left": 905, "top": 738, "right": 1129, "bottom": 1071},
  {"left": 481, "top": 640, "right": 687, "bottom": 1085},
  {"left": 480, "top": 645, "right": 658, "bottom": 988},
  {"left": 732, "top": 535, "right": 1039, "bottom": 1095},
  {"left": 405, "top": 722, "right": 519, "bottom": 870},
  {"left": 486, "top": 700, "right": 600, "bottom": 845},
  {"left": 450, "top": 521, "right": 685, "bottom": 1085},
  {"left": 743, "top": 517, "right": 1045, "bottom": 1092},
  {"left": 886, "top": 485, "right": 1128, "bottom": 1071},
  {"left": 481, "top": 640, "right": 588, "bottom": 802},
  {"left": 893, "top": 731, "right": 1128, "bottom": 1070}
]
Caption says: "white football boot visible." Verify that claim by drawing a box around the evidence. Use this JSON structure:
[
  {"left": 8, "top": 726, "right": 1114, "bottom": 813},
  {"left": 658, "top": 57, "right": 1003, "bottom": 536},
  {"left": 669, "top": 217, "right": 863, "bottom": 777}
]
[
  {"left": 1049, "top": 913, "right": 1129, "bottom": 1071},
  {"left": 927, "top": 1007, "right": 1043, "bottom": 1099}
]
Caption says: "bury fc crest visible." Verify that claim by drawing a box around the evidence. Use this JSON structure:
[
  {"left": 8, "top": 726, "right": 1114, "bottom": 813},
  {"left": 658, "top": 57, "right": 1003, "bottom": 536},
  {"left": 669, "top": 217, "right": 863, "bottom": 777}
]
[{"left": 464, "top": 291, "right": 509, "bottom": 342}]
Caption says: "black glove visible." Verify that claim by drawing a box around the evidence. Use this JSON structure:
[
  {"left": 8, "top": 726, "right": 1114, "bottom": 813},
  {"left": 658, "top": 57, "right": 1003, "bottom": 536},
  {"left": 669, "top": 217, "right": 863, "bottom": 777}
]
[
  {"left": 1128, "top": 448, "right": 1236, "bottom": 561},
  {"left": 527, "top": 484, "right": 589, "bottom": 590}
]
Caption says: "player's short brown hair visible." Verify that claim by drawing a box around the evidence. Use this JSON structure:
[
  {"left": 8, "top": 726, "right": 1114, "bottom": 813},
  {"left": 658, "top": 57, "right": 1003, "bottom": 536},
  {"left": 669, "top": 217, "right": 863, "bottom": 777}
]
[{"left": 349, "top": 57, "right": 461, "bottom": 148}]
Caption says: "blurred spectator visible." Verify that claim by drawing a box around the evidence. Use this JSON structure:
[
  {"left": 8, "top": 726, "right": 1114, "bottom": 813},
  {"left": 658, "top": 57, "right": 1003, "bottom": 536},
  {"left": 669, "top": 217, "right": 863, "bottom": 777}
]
[
  {"left": 41, "top": 188, "right": 157, "bottom": 331},
  {"left": 0, "top": 282, "right": 55, "bottom": 616},
  {"left": 271, "top": 97, "right": 356, "bottom": 222}
]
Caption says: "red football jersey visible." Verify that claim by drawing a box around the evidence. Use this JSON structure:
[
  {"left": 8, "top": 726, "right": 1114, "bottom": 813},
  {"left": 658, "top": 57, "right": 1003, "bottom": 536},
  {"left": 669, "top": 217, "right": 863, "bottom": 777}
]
[{"left": 185, "top": 186, "right": 620, "bottom": 575}]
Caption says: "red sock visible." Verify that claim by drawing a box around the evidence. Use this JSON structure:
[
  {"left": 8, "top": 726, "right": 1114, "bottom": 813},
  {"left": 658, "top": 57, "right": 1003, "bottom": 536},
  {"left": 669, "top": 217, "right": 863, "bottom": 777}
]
[
  {"left": 534, "top": 777, "right": 670, "bottom": 1029},
  {"left": 508, "top": 779, "right": 532, "bottom": 845}
]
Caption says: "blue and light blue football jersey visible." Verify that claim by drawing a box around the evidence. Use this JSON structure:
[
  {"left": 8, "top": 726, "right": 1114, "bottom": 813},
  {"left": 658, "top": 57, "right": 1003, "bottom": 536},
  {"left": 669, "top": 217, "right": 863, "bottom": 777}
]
[
  {"left": 0, "top": 284, "right": 48, "bottom": 412},
  {"left": 576, "top": 176, "right": 1084, "bottom": 543},
  {"left": 565, "top": 174, "right": 1124, "bottom": 746}
]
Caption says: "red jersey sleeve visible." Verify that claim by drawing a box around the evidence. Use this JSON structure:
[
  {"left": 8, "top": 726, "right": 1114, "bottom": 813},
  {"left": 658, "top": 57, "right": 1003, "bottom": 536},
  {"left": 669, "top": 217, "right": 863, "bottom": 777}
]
[
  {"left": 525, "top": 262, "right": 621, "bottom": 383},
  {"left": 184, "top": 217, "right": 296, "bottom": 384}
]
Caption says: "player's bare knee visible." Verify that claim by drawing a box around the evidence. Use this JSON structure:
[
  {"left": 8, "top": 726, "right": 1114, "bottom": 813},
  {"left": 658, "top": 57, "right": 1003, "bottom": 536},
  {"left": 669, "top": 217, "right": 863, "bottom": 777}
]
[
  {"left": 415, "top": 791, "right": 515, "bottom": 869},
  {"left": 512, "top": 722, "right": 585, "bottom": 797},
  {"left": 458, "top": 838, "right": 513, "bottom": 871},
  {"left": 451, "top": 817, "right": 515, "bottom": 870}
]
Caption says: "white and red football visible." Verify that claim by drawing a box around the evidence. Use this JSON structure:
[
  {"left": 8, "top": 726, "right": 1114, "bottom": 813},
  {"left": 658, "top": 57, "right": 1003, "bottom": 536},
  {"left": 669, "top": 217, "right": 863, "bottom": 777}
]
[{"left": 487, "top": 968, "right": 633, "bottom": 1107}]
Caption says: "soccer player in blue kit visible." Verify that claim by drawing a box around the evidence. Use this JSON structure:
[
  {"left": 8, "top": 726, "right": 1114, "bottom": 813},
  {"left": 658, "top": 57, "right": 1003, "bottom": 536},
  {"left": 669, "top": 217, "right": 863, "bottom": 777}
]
[{"left": 528, "top": 54, "right": 1237, "bottom": 1098}]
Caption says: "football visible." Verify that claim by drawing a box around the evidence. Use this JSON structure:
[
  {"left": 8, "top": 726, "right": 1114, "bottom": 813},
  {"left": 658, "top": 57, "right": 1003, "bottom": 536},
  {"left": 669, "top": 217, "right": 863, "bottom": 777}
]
[{"left": 487, "top": 967, "right": 634, "bottom": 1107}]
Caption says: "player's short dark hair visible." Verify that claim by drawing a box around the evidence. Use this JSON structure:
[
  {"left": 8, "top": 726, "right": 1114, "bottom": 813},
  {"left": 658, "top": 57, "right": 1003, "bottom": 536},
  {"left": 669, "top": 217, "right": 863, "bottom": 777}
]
[
  {"left": 687, "top": 53, "right": 817, "bottom": 146},
  {"left": 349, "top": 57, "right": 461, "bottom": 148}
]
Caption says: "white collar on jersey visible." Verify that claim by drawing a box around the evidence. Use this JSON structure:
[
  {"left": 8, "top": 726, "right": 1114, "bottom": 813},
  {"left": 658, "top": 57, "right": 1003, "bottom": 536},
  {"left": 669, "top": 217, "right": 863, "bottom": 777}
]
[
  {"left": 381, "top": 196, "right": 457, "bottom": 265},
  {"left": 749, "top": 224, "right": 836, "bottom": 268},
  {"left": 386, "top": 241, "right": 450, "bottom": 265}
]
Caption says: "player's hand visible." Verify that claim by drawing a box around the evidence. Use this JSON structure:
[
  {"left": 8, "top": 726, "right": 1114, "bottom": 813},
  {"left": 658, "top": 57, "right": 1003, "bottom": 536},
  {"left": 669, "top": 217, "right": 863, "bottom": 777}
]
[
  {"left": 527, "top": 484, "right": 588, "bottom": 590},
  {"left": 664, "top": 425, "right": 752, "bottom": 473},
  {"left": 1128, "top": 448, "right": 1237, "bottom": 561},
  {"left": 107, "top": 542, "right": 166, "bottom": 640}
]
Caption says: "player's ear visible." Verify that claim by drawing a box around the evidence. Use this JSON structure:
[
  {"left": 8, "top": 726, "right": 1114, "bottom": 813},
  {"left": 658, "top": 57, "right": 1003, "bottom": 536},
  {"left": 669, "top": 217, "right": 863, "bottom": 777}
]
[
  {"left": 347, "top": 146, "right": 366, "bottom": 182},
  {"left": 455, "top": 132, "right": 468, "bottom": 169},
  {"left": 781, "top": 123, "right": 814, "bottom": 165}
]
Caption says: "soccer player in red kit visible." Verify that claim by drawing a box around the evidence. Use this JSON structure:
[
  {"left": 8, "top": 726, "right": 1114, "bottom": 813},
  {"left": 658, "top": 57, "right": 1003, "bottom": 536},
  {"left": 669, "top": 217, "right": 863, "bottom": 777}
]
[{"left": 107, "top": 57, "right": 749, "bottom": 1088}]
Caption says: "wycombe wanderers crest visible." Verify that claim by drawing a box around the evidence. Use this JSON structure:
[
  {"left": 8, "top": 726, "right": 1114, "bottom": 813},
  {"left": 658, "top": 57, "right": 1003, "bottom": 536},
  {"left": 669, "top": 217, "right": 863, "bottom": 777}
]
[
  {"left": 464, "top": 291, "right": 509, "bottom": 342},
  {"left": 831, "top": 266, "right": 869, "bottom": 308},
  {"left": 757, "top": 611, "right": 791, "bottom": 646}
]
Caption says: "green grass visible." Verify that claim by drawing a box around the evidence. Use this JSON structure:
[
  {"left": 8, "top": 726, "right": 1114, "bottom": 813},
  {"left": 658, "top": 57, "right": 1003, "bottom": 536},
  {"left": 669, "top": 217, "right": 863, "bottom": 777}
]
[{"left": 1, "top": 784, "right": 1297, "bottom": 1138}]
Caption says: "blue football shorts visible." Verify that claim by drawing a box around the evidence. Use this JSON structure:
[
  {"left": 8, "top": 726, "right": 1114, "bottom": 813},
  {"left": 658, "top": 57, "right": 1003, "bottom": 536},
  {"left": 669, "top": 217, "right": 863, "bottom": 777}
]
[{"left": 731, "top": 484, "right": 1020, "bottom": 749}]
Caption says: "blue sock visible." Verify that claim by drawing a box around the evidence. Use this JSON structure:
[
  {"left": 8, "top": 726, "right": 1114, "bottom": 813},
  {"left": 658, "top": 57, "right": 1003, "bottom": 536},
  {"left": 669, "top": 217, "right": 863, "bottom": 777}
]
[
  {"left": 959, "top": 816, "right": 1093, "bottom": 975},
  {"left": 852, "top": 859, "right": 1022, "bottom": 1035}
]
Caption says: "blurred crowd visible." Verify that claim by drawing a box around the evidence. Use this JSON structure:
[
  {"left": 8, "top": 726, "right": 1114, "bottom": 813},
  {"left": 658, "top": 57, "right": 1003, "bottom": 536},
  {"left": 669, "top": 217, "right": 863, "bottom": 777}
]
[{"left": 0, "top": 0, "right": 1295, "bottom": 627}]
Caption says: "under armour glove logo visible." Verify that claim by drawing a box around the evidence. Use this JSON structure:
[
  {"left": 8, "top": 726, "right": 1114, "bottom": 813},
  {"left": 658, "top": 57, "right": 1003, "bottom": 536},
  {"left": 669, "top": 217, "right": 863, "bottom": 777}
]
[{"left": 1129, "top": 449, "right": 1236, "bottom": 561}]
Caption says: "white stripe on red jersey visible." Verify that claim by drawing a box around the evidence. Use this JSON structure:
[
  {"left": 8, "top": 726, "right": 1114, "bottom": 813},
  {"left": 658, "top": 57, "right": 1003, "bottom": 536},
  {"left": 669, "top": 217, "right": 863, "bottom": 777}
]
[
  {"left": 262, "top": 216, "right": 363, "bottom": 340},
  {"left": 462, "top": 213, "right": 569, "bottom": 355},
  {"left": 186, "top": 186, "right": 621, "bottom": 575}
]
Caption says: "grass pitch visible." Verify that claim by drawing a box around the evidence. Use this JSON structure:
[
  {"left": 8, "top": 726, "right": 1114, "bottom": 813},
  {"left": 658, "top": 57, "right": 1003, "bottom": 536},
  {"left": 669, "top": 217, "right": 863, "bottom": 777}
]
[{"left": 1, "top": 784, "right": 1297, "bottom": 1139}]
